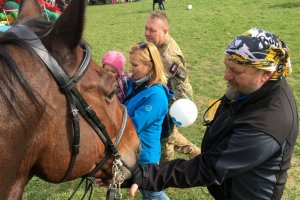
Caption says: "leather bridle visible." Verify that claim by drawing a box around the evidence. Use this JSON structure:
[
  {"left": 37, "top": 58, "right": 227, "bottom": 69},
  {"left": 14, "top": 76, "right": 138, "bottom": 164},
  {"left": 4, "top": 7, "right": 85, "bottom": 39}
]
[{"left": 8, "top": 24, "right": 128, "bottom": 182}]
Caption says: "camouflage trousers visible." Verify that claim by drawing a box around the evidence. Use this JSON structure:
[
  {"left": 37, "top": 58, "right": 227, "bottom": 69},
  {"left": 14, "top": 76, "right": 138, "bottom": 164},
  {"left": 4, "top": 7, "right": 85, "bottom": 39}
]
[{"left": 160, "top": 127, "right": 201, "bottom": 162}]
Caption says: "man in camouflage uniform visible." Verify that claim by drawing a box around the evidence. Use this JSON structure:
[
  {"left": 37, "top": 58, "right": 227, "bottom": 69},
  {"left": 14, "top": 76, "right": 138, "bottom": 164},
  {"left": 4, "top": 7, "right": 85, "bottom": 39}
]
[{"left": 145, "top": 10, "right": 200, "bottom": 162}]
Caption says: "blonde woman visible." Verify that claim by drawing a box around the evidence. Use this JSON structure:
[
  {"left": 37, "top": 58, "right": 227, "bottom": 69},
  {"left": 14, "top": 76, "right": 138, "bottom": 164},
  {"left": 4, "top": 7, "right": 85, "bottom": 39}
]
[{"left": 124, "top": 41, "right": 173, "bottom": 200}]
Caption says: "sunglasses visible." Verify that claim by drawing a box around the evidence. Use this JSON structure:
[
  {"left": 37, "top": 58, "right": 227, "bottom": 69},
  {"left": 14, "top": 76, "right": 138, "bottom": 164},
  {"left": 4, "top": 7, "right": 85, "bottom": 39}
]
[
  {"left": 138, "top": 41, "right": 153, "bottom": 62},
  {"left": 138, "top": 41, "right": 148, "bottom": 49}
]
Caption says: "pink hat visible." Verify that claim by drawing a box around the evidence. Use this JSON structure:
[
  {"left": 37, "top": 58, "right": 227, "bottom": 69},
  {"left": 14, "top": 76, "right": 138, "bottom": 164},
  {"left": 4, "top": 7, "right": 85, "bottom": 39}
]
[{"left": 102, "top": 51, "right": 126, "bottom": 76}]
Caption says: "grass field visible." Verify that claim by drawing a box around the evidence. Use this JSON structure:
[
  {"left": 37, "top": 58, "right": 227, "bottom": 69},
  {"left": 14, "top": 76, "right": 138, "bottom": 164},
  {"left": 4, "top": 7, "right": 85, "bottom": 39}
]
[{"left": 23, "top": 0, "right": 300, "bottom": 199}]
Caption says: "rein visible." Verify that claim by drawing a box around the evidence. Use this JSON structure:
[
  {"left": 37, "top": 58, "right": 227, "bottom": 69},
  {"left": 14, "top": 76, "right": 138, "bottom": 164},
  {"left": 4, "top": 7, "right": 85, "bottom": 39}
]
[{"left": 8, "top": 25, "right": 127, "bottom": 199}]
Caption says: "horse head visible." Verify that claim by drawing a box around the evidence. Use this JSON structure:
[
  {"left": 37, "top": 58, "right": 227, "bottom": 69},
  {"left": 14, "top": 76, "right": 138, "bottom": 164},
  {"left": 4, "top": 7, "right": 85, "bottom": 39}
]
[{"left": 0, "top": 0, "right": 140, "bottom": 198}]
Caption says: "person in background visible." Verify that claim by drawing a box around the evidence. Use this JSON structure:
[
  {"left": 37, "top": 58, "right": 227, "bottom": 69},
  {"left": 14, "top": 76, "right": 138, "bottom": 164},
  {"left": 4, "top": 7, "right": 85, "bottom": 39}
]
[
  {"left": 153, "top": 0, "right": 165, "bottom": 10},
  {"left": 124, "top": 41, "right": 173, "bottom": 200},
  {"left": 145, "top": 10, "right": 200, "bottom": 162},
  {"left": 123, "top": 28, "right": 299, "bottom": 200},
  {"left": 102, "top": 50, "right": 128, "bottom": 103}
]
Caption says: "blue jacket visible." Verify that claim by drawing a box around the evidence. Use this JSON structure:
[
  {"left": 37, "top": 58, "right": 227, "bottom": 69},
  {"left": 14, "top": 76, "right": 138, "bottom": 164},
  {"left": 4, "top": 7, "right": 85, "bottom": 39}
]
[{"left": 124, "top": 79, "right": 173, "bottom": 165}]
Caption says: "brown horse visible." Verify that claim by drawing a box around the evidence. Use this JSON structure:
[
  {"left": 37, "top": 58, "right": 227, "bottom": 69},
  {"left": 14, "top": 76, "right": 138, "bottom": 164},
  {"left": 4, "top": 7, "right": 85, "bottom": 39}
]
[{"left": 0, "top": 0, "right": 140, "bottom": 199}]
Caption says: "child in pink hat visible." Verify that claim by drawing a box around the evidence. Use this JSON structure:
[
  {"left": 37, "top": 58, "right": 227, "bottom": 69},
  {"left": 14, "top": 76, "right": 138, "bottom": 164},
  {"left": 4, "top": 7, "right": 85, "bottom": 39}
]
[{"left": 102, "top": 50, "right": 128, "bottom": 103}]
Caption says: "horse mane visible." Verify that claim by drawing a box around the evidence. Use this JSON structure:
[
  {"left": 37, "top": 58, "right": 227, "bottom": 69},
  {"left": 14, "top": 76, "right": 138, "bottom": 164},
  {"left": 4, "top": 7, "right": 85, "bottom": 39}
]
[{"left": 0, "top": 19, "right": 52, "bottom": 121}]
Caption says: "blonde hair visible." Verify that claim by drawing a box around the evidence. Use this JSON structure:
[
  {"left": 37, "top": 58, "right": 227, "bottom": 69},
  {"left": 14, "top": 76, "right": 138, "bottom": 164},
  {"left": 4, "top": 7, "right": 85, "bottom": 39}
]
[{"left": 130, "top": 42, "right": 167, "bottom": 86}]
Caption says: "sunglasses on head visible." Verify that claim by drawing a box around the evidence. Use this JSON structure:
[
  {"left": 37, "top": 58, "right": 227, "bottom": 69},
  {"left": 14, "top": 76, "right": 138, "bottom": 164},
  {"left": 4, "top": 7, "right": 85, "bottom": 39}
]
[
  {"left": 138, "top": 41, "right": 153, "bottom": 62},
  {"left": 138, "top": 41, "right": 148, "bottom": 49}
]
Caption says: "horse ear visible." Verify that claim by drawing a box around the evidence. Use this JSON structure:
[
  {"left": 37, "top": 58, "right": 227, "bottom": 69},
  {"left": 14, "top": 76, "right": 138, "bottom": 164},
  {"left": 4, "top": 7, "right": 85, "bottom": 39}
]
[
  {"left": 18, "top": 0, "right": 42, "bottom": 20},
  {"left": 48, "top": 0, "right": 87, "bottom": 50}
]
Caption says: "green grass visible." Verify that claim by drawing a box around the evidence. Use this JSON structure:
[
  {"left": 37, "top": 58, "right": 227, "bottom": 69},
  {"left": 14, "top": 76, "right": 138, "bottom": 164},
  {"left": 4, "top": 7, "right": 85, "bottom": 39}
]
[{"left": 24, "top": 0, "right": 300, "bottom": 199}]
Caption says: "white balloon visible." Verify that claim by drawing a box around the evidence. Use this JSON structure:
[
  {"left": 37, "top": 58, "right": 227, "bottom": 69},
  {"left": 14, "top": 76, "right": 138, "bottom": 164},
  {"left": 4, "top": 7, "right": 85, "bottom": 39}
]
[
  {"left": 187, "top": 4, "right": 192, "bottom": 10},
  {"left": 170, "top": 99, "right": 198, "bottom": 127}
]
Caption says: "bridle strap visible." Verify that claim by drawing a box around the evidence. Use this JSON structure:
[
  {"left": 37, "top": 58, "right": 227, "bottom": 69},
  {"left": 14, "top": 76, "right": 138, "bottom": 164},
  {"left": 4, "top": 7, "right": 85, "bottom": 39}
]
[
  {"left": 8, "top": 25, "right": 125, "bottom": 181},
  {"left": 63, "top": 93, "right": 81, "bottom": 181},
  {"left": 86, "top": 106, "right": 127, "bottom": 177}
]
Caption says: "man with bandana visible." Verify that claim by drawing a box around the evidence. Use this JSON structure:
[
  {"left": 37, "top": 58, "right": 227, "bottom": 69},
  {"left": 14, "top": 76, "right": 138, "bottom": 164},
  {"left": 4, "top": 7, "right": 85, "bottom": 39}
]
[{"left": 123, "top": 28, "right": 299, "bottom": 200}]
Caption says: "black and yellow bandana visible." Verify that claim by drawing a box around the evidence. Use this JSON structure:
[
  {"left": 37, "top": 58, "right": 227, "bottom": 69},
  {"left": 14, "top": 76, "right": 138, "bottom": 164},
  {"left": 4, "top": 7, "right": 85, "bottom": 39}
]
[{"left": 225, "top": 28, "right": 292, "bottom": 80}]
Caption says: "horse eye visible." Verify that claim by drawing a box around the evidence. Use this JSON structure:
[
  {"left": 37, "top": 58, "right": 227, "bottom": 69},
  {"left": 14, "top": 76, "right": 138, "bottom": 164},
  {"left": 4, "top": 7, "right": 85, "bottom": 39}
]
[
  {"left": 106, "top": 84, "right": 117, "bottom": 100},
  {"left": 109, "top": 90, "right": 116, "bottom": 99},
  {"left": 106, "top": 91, "right": 116, "bottom": 102}
]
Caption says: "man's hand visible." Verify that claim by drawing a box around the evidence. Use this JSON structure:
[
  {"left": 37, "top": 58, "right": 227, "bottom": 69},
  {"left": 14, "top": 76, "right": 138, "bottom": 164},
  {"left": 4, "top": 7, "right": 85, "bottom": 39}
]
[
  {"left": 129, "top": 183, "right": 139, "bottom": 197},
  {"left": 121, "top": 165, "right": 144, "bottom": 197}
]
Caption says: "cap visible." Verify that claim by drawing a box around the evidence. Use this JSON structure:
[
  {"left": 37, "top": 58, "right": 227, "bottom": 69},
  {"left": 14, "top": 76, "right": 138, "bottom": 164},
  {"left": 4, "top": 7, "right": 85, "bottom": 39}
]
[{"left": 102, "top": 51, "right": 126, "bottom": 76}]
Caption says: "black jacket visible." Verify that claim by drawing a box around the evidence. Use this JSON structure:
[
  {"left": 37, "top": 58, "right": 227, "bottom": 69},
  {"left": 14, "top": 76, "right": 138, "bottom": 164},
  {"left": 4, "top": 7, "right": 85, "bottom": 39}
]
[{"left": 137, "top": 79, "right": 298, "bottom": 200}]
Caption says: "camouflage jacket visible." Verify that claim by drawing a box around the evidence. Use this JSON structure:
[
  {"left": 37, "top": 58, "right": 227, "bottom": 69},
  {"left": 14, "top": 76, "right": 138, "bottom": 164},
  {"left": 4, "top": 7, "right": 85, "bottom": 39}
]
[{"left": 157, "top": 35, "right": 193, "bottom": 105}]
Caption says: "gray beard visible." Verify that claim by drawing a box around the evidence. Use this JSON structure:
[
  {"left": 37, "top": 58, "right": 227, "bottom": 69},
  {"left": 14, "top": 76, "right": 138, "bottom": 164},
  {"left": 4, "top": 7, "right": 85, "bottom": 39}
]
[{"left": 225, "top": 87, "right": 240, "bottom": 101}]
